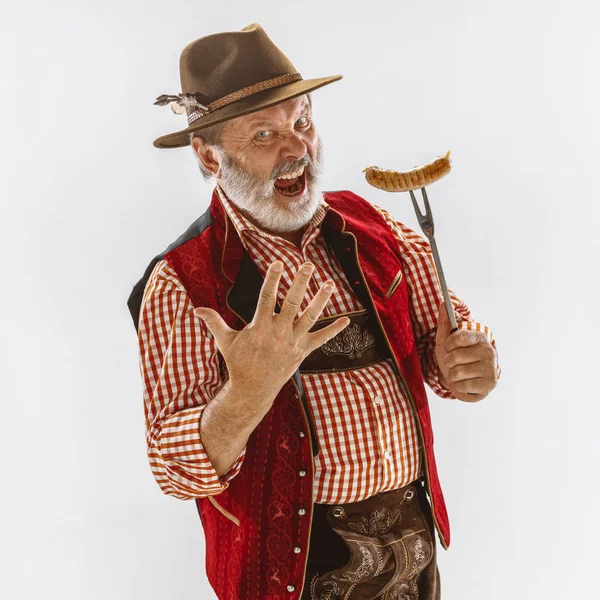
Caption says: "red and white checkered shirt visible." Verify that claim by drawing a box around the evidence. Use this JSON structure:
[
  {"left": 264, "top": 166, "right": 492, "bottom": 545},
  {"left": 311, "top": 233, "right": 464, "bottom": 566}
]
[{"left": 138, "top": 186, "right": 500, "bottom": 503}]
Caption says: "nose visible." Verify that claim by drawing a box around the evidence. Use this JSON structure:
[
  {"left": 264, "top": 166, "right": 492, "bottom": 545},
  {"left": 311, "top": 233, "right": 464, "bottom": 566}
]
[{"left": 279, "top": 130, "right": 309, "bottom": 162}]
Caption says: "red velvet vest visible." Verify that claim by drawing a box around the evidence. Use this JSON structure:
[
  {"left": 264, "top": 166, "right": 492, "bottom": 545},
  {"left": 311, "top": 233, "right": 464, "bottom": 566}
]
[{"left": 127, "top": 188, "right": 450, "bottom": 600}]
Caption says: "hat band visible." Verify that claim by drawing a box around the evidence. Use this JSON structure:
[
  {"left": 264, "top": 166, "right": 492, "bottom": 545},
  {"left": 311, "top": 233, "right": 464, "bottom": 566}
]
[{"left": 187, "top": 72, "right": 302, "bottom": 125}]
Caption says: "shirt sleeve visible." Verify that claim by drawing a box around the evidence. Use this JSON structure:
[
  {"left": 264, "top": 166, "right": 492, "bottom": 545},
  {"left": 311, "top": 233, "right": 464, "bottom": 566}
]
[
  {"left": 137, "top": 259, "right": 246, "bottom": 499},
  {"left": 372, "top": 203, "right": 501, "bottom": 399}
]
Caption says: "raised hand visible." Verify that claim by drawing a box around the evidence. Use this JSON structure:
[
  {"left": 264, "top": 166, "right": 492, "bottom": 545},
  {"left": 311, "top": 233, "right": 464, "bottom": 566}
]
[{"left": 193, "top": 261, "right": 351, "bottom": 417}]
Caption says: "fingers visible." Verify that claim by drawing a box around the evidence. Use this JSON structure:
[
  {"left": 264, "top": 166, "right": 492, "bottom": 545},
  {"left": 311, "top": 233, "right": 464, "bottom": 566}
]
[
  {"left": 452, "top": 376, "right": 492, "bottom": 393},
  {"left": 304, "top": 316, "right": 351, "bottom": 353},
  {"left": 455, "top": 391, "right": 486, "bottom": 403},
  {"left": 278, "top": 262, "right": 317, "bottom": 322},
  {"left": 293, "top": 277, "right": 338, "bottom": 337},
  {"left": 193, "top": 307, "right": 234, "bottom": 351},
  {"left": 444, "top": 329, "right": 488, "bottom": 353},
  {"left": 253, "top": 261, "right": 285, "bottom": 322},
  {"left": 447, "top": 359, "right": 495, "bottom": 384}
]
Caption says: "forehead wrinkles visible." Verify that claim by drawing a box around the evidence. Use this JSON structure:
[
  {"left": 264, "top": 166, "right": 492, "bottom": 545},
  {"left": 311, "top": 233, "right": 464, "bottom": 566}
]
[{"left": 244, "top": 98, "right": 311, "bottom": 132}]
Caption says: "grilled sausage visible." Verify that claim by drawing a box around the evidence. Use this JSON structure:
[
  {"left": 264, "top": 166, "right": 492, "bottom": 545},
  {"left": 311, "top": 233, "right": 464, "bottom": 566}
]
[{"left": 363, "top": 150, "right": 451, "bottom": 192}]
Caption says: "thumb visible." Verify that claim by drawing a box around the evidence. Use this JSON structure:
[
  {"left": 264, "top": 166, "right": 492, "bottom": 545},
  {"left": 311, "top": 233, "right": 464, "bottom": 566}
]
[
  {"left": 193, "top": 307, "right": 233, "bottom": 348},
  {"left": 435, "top": 299, "right": 453, "bottom": 347}
]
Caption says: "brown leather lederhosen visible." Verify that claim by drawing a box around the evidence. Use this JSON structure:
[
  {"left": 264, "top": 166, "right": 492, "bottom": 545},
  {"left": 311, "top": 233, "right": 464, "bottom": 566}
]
[{"left": 299, "top": 309, "right": 441, "bottom": 600}]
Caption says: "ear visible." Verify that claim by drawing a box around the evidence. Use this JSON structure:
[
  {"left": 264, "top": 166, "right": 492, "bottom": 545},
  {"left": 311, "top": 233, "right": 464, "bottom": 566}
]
[{"left": 192, "top": 137, "right": 222, "bottom": 178}]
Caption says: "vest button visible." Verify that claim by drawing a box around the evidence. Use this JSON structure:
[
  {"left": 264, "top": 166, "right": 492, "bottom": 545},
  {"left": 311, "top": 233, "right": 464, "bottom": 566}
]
[
  {"left": 293, "top": 546, "right": 301, "bottom": 554},
  {"left": 298, "top": 508, "right": 306, "bottom": 516},
  {"left": 287, "top": 585, "right": 296, "bottom": 592},
  {"left": 299, "top": 431, "right": 306, "bottom": 438},
  {"left": 299, "top": 470, "right": 307, "bottom": 477}
]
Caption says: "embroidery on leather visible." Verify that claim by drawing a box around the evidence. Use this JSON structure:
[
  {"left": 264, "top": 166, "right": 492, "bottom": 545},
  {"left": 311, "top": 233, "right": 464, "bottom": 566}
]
[
  {"left": 315, "top": 580, "right": 346, "bottom": 600},
  {"left": 320, "top": 323, "right": 375, "bottom": 359},
  {"left": 402, "top": 533, "right": 432, "bottom": 580},
  {"left": 336, "top": 545, "right": 375, "bottom": 583},
  {"left": 310, "top": 573, "right": 321, "bottom": 600},
  {"left": 414, "top": 537, "right": 425, "bottom": 562},
  {"left": 346, "top": 507, "right": 402, "bottom": 535},
  {"left": 374, "top": 544, "right": 384, "bottom": 576},
  {"left": 388, "top": 583, "right": 412, "bottom": 600}
]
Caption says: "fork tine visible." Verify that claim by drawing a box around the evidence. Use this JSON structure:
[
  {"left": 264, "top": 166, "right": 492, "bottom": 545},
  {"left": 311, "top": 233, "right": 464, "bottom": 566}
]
[
  {"left": 420, "top": 186, "right": 432, "bottom": 221},
  {"left": 408, "top": 187, "right": 435, "bottom": 239},
  {"left": 409, "top": 189, "right": 423, "bottom": 220}
]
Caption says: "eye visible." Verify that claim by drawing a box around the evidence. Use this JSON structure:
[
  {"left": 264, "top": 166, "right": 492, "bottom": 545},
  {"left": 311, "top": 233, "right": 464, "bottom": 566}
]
[{"left": 254, "top": 116, "right": 310, "bottom": 140}]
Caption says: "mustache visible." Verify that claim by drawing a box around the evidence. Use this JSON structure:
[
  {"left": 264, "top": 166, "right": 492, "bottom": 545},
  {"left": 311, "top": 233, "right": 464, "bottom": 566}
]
[{"left": 272, "top": 155, "right": 311, "bottom": 180}]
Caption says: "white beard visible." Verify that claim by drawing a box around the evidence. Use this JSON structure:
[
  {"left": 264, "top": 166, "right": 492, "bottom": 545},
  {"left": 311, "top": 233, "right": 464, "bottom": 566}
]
[{"left": 216, "top": 135, "right": 325, "bottom": 234}]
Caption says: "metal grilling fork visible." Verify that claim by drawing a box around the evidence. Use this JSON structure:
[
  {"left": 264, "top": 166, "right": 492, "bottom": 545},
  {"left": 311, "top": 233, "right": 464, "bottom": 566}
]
[
  {"left": 408, "top": 187, "right": 459, "bottom": 335},
  {"left": 409, "top": 187, "right": 479, "bottom": 397}
]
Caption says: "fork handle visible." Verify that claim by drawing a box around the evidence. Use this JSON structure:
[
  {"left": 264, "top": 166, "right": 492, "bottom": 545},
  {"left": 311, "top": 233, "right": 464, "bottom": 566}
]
[
  {"left": 430, "top": 236, "right": 477, "bottom": 395},
  {"left": 429, "top": 236, "right": 458, "bottom": 330}
]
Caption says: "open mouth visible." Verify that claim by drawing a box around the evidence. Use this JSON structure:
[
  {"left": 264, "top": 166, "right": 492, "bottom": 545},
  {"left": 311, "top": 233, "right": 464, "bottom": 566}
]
[{"left": 273, "top": 170, "right": 307, "bottom": 198}]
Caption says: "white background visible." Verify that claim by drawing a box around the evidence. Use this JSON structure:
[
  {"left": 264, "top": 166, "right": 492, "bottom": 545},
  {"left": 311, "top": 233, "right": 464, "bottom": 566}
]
[{"left": 1, "top": 1, "right": 598, "bottom": 598}]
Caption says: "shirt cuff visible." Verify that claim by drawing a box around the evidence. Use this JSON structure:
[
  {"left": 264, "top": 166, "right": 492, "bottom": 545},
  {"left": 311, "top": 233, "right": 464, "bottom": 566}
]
[
  {"left": 219, "top": 446, "right": 247, "bottom": 484},
  {"left": 153, "top": 404, "right": 247, "bottom": 498}
]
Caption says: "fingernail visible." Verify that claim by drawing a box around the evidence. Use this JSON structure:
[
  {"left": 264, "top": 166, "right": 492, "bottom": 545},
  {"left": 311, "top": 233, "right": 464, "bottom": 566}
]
[{"left": 272, "top": 261, "right": 283, "bottom": 271}]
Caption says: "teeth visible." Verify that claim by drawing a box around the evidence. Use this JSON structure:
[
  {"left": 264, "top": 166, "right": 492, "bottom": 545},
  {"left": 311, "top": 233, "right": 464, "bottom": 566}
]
[{"left": 278, "top": 166, "right": 305, "bottom": 180}]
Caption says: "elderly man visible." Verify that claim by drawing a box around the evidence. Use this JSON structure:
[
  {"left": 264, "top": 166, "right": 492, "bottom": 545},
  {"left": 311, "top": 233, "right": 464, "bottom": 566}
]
[{"left": 127, "top": 23, "right": 500, "bottom": 600}]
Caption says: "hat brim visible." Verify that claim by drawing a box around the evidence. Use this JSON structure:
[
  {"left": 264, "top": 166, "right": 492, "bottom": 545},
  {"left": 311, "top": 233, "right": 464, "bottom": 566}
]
[{"left": 152, "top": 74, "right": 343, "bottom": 149}]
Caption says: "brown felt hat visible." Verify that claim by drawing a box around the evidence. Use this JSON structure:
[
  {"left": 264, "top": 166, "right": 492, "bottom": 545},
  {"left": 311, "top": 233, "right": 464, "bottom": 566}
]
[{"left": 152, "top": 23, "right": 343, "bottom": 149}]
